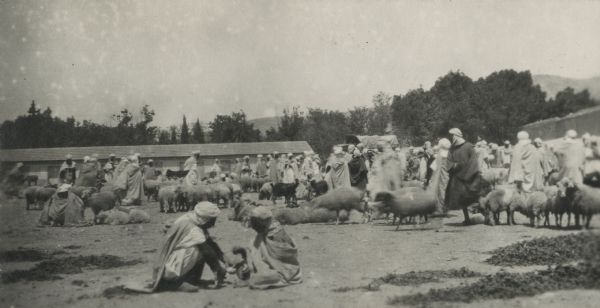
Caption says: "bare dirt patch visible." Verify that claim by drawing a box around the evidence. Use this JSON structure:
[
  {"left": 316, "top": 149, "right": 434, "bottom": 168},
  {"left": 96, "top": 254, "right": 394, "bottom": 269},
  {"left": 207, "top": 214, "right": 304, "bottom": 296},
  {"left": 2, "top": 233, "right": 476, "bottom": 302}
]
[{"left": 1, "top": 255, "right": 143, "bottom": 283}]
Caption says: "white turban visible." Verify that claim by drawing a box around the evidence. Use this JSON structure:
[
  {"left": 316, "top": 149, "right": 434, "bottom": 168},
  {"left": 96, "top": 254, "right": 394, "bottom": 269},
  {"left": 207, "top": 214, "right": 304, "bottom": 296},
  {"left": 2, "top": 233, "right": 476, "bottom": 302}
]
[
  {"left": 438, "top": 138, "right": 451, "bottom": 150},
  {"left": 194, "top": 201, "right": 220, "bottom": 221},
  {"left": 517, "top": 131, "right": 529, "bottom": 141},
  {"left": 250, "top": 206, "right": 273, "bottom": 220},
  {"left": 566, "top": 130, "right": 577, "bottom": 139}
]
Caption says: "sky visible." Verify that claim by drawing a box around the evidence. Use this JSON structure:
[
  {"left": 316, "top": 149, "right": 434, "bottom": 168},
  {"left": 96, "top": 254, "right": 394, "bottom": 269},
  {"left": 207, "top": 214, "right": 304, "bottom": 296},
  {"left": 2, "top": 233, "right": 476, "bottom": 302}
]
[{"left": 1, "top": 0, "right": 599, "bottom": 127}]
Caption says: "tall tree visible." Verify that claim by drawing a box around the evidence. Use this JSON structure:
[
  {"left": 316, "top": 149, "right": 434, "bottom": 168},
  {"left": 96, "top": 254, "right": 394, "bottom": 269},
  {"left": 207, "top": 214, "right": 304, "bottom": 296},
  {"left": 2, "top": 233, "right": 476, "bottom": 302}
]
[
  {"left": 347, "top": 106, "right": 370, "bottom": 135},
  {"left": 277, "top": 107, "right": 305, "bottom": 141},
  {"left": 543, "top": 88, "right": 598, "bottom": 119},
  {"left": 473, "top": 70, "right": 547, "bottom": 142},
  {"left": 180, "top": 116, "right": 190, "bottom": 144},
  {"left": 303, "top": 108, "right": 350, "bottom": 157},
  {"left": 209, "top": 111, "right": 261, "bottom": 143},
  {"left": 134, "top": 105, "right": 157, "bottom": 144},
  {"left": 157, "top": 129, "right": 170, "bottom": 144},
  {"left": 368, "top": 92, "right": 392, "bottom": 135},
  {"left": 169, "top": 126, "right": 179, "bottom": 144},
  {"left": 192, "top": 118, "right": 205, "bottom": 143}
]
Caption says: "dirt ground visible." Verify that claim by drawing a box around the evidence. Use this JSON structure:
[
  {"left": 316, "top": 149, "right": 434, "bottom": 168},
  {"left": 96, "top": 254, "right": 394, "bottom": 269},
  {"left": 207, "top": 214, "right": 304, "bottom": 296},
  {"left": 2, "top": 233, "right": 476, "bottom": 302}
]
[{"left": 1, "top": 194, "right": 600, "bottom": 308}]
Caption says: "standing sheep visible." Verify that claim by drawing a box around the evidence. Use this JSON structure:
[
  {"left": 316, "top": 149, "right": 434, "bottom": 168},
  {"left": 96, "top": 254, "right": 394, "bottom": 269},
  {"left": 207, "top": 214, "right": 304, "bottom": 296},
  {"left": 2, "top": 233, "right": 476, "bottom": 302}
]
[
  {"left": 373, "top": 187, "right": 436, "bottom": 230},
  {"left": 34, "top": 186, "right": 57, "bottom": 210},
  {"left": 158, "top": 185, "right": 183, "bottom": 213},
  {"left": 543, "top": 185, "right": 570, "bottom": 227},
  {"left": 24, "top": 186, "right": 41, "bottom": 210},
  {"left": 258, "top": 182, "right": 272, "bottom": 201},
  {"left": 81, "top": 189, "right": 121, "bottom": 224},
  {"left": 559, "top": 178, "right": 600, "bottom": 229},
  {"left": 512, "top": 191, "right": 548, "bottom": 227},
  {"left": 474, "top": 187, "right": 518, "bottom": 226},
  {"left": 143, "top": 179, "right": 161, "bottom": 201}
]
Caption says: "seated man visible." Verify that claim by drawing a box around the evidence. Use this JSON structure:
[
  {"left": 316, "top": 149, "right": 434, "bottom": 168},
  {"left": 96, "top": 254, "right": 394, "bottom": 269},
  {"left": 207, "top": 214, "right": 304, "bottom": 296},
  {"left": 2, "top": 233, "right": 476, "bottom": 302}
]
[
  {"left": 38, "top": 184, "right": 87, "bottom": 227},
  {"left": 132, "top": 201, "right": 226, "bottom": 292},
  {"left": 232, "top": 207, "right": 302, "bottom": 289}
]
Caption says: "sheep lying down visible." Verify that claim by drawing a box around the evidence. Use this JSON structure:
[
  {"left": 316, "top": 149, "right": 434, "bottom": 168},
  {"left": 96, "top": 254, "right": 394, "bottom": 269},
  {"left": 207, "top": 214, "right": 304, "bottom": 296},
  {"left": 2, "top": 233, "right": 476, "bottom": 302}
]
[{"left": 96, "top": 208, "right": 151, "bottom": 225}]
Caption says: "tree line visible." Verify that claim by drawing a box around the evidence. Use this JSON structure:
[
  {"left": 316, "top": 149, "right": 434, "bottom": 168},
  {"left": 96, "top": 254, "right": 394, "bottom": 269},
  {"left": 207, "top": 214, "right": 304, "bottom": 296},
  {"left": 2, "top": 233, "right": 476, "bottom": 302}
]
[{"left": 0, "top": 69, "right": 597, "bottom": 158}]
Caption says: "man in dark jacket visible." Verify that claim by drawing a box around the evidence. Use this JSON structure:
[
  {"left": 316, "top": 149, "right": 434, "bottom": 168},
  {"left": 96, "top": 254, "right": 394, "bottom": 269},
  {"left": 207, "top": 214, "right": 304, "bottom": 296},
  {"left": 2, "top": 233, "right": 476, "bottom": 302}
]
[
  {"left": 348, "top": 149, "right": 368, "bottom": 191},
  {"left": 445, "top": 128, "right": 482, "bottom": 225}
]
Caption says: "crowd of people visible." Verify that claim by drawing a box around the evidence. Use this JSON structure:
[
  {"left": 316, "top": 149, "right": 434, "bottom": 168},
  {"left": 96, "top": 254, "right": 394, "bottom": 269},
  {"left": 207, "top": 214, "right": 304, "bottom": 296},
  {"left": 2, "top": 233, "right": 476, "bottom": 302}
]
[{"left": 2, "top": 127, "right": 599, "bottom": 293}]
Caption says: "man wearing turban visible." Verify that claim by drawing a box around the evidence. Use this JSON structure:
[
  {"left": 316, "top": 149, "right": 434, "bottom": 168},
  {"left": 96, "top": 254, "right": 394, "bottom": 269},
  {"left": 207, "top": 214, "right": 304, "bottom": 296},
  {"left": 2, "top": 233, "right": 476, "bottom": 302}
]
[
  {"left": 114, "top": 155, "right": 144, "bottom": 205},
  {"left": 445, "top": 128, "right": 483, "bottom": 224},
  {"left": 508, "top": 131, "right": 544, "bottom": 192},
  {"left": 131, "top": 202, "right": 226, "bottom": 292},
  {"left": 59, "top": 154, "right": 77, "bottom": 184},
  {"left": 231, "top": 207, "right": 301, "bottom": 289}
]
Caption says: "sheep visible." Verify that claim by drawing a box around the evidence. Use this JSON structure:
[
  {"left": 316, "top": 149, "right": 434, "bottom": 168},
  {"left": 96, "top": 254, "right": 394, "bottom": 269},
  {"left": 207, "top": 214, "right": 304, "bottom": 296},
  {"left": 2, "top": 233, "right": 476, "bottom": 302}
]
[
  {"left": 311, "top": 187, "right": 365, "bottom": 224},
  {"left": 81, "top": 189, "right": 121, "bottom": 224},
  {"left": 251, "top": 176, "right": 269, "bottom": 192},
  {"left": 258, "top": 182, "right": 272, "bottom": 200},
  {"left": 481, "top": 168, "right": 509, "bottom": 188},
  {"left": 158, "top": 185, "right": 184, "bottom": 213},
  {"left": 24, "top": 186, "right": 41, "bottom": 210},
  {"left": 127, "top": 208, "right": 151, "bottom": 224},
  {"left": 95, "top": 208, "right": 151, "bottom": 225},
  {"left": 559, "top": 178, "right": 600, "bottom": 229},
  {"left": 229, "top": 198, "right": 264, "bottom": 226},
  {"left": 143, "top": 179, "right": 161, "bottom": 201},
  {"left": 308, "top": 179, "right": 328, "bottom": 199},
  {"left": 271, "top": 181, "right": 299, "bottom": 206},
  {"left": 543, "top": 185, "right": 570, "bottom": 227},
  {"left": 239, "top": 175, "right": 253, "bottom": 192},
  {"left": 96, "top": 209, "right": 130, "bottom": 225},
  {"left": 210, "top": 183, "right": 232, "bottom": 208},
  {"left": 373, "top": 187, "right": 436, "bottom": 230},
  {"left": 183, "top": 185, "right": 212, "bottom": 211},
  {"left": 69, "top": 185, "right": 97, "bottom": 199},
  {"left": 472, "top": 188, "right": 513, "bottom": 226},
  {"left": 34, "top": 186, "right": 57, "bottom": 209},
  {"left": 512, "top": 191, "right": 548, "bottom": 227},
  {"left": 230, "top": 182, "right": 242, "bottom": 199}
]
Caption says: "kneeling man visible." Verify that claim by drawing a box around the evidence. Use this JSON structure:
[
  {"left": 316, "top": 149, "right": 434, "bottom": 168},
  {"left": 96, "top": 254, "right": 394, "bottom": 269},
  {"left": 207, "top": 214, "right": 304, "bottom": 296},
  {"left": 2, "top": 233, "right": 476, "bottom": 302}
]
[{"left": 142, "top": 201, "right": 227, "bottom": 292}]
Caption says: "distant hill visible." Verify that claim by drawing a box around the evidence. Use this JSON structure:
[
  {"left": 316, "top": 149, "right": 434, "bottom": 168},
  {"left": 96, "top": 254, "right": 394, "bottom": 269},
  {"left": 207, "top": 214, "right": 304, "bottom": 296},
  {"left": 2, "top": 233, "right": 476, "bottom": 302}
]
[
  {"left": 533, "top": 74, "right": 600, "bottom": 100},
  {"left": 248, "top": 116, "right": 281, "bottom": 134}
]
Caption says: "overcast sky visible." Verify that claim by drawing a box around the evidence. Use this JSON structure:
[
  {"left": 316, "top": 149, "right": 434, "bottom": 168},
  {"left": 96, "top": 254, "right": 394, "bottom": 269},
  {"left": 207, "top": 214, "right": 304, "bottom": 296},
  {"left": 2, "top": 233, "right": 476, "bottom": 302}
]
[{"left": 1, "top": 0, "right": 599, "bottom": 127}]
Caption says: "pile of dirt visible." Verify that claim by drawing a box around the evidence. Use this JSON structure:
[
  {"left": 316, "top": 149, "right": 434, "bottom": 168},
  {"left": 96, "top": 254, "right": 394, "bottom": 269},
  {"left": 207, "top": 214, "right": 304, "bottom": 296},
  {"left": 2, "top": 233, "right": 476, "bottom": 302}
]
[
  {"left": 371, "top": 267, "right": 480, "bottom": 289},
  {"left": 1, "top": 254, "right": 143, "bottom": 283},
  {"left": 390, "top": 263, "right": 600, "bottom": 306},
  {"left": 332, "top": 268, "right": 480, "bottom": 293},
  {"left": 0, "top": 248, "right": 62, "bottom": 262},
  {"left": 486, "top": 232, "right": 598, "bottom": 266}
]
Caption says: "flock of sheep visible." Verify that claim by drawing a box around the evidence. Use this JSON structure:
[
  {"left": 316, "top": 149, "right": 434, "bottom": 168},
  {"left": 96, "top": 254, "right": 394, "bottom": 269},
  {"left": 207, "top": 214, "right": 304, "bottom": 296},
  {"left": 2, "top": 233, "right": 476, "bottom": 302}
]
[{"left": 21, "top": 165, "right": 600, "bottom": 230}]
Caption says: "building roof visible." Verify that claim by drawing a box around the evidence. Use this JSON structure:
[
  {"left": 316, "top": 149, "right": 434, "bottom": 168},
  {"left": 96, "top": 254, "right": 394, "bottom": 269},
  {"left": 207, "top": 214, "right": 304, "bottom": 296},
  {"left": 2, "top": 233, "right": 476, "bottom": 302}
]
[{"left": 0, "top": 141, "right": 313, "bottom": 163}]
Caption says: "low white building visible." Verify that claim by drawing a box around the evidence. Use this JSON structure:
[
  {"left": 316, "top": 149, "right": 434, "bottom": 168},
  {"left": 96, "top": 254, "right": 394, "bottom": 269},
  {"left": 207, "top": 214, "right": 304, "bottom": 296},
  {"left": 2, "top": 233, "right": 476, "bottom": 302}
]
[{"left": 0, "top": 141, "right": 313, "bottom": 185}]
